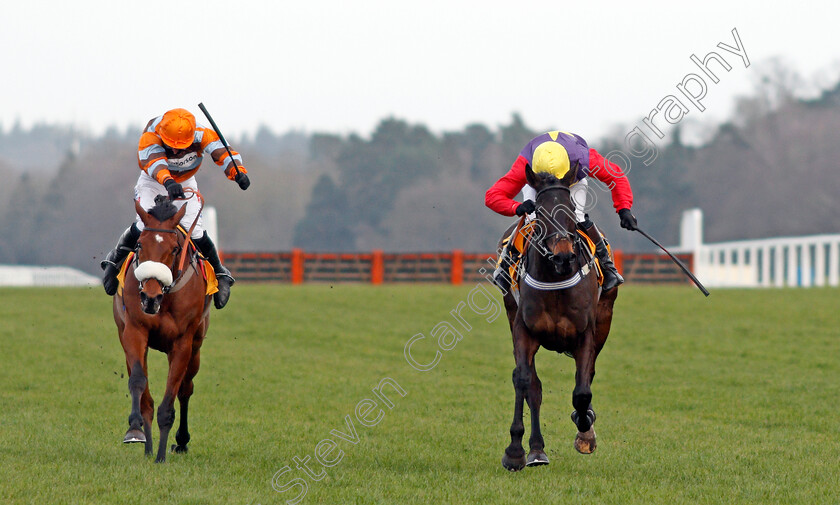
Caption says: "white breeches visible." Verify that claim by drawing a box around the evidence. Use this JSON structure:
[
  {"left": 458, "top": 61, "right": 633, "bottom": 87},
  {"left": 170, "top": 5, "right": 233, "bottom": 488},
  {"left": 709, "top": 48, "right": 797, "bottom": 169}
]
[
  {"left": 522, "top": 177, "right": 588, "bottom": 223},
  {"left": 134, "top": 172, "right": 204, "bottom": 239}
]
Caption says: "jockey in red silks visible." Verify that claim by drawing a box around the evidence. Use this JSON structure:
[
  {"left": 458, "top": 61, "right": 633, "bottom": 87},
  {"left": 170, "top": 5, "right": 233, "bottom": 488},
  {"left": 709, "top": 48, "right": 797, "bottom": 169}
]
[
  {"left": 485, "top": 130, "right": 638, "bottom": 292},
  {"left": 100, "top": 108, "right": 250, "bottom": 309}
]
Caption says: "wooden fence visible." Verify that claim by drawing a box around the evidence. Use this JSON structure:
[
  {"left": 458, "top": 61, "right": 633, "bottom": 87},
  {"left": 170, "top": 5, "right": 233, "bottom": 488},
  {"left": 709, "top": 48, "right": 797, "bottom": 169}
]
[
  {"left": 617, "top": 252, "right": 694, "bottom": 284},
  {"left": 222, "top": 249, "right": 692, "bottom": 285}
]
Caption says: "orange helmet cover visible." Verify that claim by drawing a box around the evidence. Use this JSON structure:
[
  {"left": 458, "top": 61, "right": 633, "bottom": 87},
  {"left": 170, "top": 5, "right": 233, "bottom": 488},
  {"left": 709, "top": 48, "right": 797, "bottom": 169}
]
[{"left": 156, "top": 108, "right": 196, "bottom": 149}]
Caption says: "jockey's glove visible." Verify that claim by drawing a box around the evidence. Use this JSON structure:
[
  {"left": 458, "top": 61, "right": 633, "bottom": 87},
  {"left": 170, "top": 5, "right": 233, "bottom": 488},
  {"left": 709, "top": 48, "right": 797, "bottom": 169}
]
[
  {"left": 618, "top": 208, "right": 638, "bottom": 230},
  {"left": 515, "top": 200, "right": 536, "bottom": 217},
  {"left": 164, "top": 178, "right": 186, "bottom": 200},
  {"left": 235, "top": 172, "right": 250, "bottom": 190}
]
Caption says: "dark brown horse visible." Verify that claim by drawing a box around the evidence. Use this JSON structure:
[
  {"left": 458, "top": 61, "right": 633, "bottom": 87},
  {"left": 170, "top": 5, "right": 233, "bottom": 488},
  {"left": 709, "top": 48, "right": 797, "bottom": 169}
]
[
  {"left": 499, "top": 164, "right": 618, "bottom": 471},
  {"left": 113, "top": 196, "right": 212, "bottom": 463}
]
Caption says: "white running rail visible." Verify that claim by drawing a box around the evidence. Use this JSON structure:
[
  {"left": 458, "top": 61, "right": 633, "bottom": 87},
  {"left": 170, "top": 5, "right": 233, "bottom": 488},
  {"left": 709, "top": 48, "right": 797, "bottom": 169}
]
[{"left": 676, "top": 209, "right": 840, "bottom": 288}]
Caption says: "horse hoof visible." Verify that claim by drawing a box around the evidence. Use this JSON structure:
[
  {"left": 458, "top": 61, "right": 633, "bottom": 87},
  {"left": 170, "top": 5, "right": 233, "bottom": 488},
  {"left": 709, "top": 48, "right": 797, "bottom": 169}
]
[
  {"left": 501, "top": 453, "right": 527, "bottom": 472},
  {"left": 574, "top": 427, "right": 597, "bottom": 454},
  {"left": 526, "top": 450, "right": 549, "bottom": 467},
  {"left": 123, "top": 429, "right": 146, "bottom": 444},
  {"left": 171, "top": 444, "right": 188, "bottom": 454}
]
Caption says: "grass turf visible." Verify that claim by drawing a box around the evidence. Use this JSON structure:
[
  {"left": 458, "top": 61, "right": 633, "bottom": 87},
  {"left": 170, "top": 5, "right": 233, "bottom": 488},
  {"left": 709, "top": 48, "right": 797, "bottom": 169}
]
[{"left": 0, "top": 283, "right": 838, "bottom": 504}]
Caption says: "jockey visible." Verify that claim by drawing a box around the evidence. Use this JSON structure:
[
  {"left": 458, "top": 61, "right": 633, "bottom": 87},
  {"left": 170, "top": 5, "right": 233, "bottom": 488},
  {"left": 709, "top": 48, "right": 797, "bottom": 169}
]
[
  {"left": 485, "top": 130, "right": 638, "bottom": 292},
  {"left": 100, "top": 108, "right": 250, "bottom": 309}
]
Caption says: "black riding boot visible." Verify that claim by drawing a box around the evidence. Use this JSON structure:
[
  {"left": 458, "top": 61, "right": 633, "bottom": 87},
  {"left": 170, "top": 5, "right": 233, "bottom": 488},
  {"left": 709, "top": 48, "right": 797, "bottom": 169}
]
[
  {"left": 581, "top": 221, "right": 624, "bottom": 291},
  {"left": 193, "top": 232, "right": 234, "bottom": 309},
  {"left": 100, "top": 224, "right": 141, "bottom": 296}
]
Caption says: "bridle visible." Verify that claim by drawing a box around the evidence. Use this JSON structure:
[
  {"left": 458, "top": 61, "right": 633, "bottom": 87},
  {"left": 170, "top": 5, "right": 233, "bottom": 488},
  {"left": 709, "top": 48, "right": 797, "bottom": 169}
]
[
  {"left": 521, "top": 184, "right": 595, "bottom": 291},
  {"left": 134, "top": 189, "right": 205, "bottom": 294},
  {"left": 533, "top": 185, "right": 580, "bottom": 253},
  {"left": 133, "top": 227, "right": 185, "bottom": 294}
]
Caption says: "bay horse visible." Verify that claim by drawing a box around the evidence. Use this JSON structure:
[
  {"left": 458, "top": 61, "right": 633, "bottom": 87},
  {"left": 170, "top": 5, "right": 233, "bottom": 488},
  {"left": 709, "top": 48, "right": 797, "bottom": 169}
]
[
  {"left": 499, "top": 164, "right": 618, "bottom": 472},
  {"left": 113, "top": 195, "right": 212, "bottom": 463}
]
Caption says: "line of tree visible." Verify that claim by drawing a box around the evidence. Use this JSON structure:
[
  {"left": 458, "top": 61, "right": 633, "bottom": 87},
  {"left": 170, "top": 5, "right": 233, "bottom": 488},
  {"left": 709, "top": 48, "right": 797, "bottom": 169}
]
[{"left": 1, "top": 62, "right": 838, "bottom": 274}]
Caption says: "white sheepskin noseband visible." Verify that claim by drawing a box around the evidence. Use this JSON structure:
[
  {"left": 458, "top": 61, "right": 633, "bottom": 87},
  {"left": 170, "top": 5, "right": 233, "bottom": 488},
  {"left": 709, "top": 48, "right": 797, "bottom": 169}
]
[{"left": 134, "top": 261, "right": 174, "bottom": 287}]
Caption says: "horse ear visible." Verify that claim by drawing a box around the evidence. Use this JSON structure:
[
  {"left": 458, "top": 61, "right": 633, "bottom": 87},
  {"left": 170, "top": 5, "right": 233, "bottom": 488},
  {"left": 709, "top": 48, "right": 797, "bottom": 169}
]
[
  {"left": 166, "top": 203, "right": 188, "bottom": 228},
  {"left": 525, "top": 163, "right": 539, "bottom": 189},
  {"left": 135, "top": 200, "right": 152, "bottom": 226}
]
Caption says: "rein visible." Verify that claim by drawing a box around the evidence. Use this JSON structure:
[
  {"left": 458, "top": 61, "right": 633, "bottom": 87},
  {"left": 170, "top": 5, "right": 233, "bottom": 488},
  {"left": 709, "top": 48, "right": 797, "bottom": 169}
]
[{"left": 174, "top": 189, "right": 204, "bottom": 278}]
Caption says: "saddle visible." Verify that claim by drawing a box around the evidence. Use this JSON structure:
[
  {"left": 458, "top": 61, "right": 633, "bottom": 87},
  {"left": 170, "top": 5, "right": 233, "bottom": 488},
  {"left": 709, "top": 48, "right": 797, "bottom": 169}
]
[
  {"left": 500, "top": 221, "right": 610, "bottom": 293},
  {"left": 116, "top": 228, "right": 219, "bottom": 297}
]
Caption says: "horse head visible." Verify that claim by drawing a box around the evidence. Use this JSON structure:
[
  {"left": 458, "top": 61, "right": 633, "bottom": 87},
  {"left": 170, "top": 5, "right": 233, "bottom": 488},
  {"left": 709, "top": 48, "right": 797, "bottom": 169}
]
[
  {"left": 133, "top": 197, "right": 187, "bottom": 315},
  {"left": 525, "top": 162, "right": 580, "bottom": 277}
]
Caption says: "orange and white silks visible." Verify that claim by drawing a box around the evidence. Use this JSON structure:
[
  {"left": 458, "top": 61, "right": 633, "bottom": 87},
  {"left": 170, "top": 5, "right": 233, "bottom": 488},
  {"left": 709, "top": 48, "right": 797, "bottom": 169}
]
[{"left": 137, "top": 114, "right": 248, "bottom": 185}]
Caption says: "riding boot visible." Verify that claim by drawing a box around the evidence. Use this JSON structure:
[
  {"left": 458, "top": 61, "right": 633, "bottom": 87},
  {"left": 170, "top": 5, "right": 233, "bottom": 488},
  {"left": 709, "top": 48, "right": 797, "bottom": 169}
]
[
  {"left": 193, "top": 232, "right": 235, "bottom": 309},
  {"left": 100, "top": 223, "right": 141, "bottom": 296},
  {"left": 581, "top": 221, "right": 624, "bottom": 291}
]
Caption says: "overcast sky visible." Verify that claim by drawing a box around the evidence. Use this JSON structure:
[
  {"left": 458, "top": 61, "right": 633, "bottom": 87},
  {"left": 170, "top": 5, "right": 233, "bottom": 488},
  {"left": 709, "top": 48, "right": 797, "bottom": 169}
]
[{"left": 1, "top": 0, "right": 837, "bottom": 141}]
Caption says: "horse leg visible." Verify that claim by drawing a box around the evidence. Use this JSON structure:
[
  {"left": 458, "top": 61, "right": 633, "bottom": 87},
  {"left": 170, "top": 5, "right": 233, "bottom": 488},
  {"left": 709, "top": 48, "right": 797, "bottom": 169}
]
[
  {"left": 121, "top": 331, "right": 148, "bottom": 445},
  {"left": 140, "top": 349, "right": 154, "bottom": 456},
  {"left": 502, "top": 319, "right": 538, "bottom": 472},
  {"left": 525, "top": 360, "right": 549, "bottom": 467},
  {"left": 172, "top": 349, "right": 200, "bottom": 454},
  {"left": 155, "top": 341, "right": 192, "bottom": 463},
  {"left": 571, "top": 283, "right": 616, "bottom": 450},
  {"left": 572, "top": 329, "right": 598, "bottom": 454},
  {"left": 122, "top": 360, "right": 147, "bottom": 444},
  {"left": 502, "top": 294, "right": 518, "bottom": 333}
]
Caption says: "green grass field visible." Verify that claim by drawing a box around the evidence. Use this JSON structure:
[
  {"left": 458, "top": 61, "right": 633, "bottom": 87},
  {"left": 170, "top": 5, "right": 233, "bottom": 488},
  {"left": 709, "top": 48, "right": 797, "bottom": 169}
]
[{"left": 1, "top": 283, "right": 839, "bottom": 505}]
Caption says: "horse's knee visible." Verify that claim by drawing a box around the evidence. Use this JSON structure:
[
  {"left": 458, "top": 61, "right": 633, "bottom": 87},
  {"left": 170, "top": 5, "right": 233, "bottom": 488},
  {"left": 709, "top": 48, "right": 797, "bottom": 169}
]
[
  {"left": 512, "top": 366, "right": 531, "bottom": 392},
  {"left": 157, "top": 404, "right": 175, "bottom": 429},
  {"left": 128, "top": 363, "right": 146, "bottom": 394}
]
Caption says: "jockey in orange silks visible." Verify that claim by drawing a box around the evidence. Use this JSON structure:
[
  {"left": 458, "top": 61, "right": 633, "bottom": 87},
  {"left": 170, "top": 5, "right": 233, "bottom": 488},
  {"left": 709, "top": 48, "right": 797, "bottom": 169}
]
[
  {"left": 485, "top": 131, "right": 638, "bottom": 292},
  {"left": 100, "top": 108, "right": 250, "bottom": 309}
]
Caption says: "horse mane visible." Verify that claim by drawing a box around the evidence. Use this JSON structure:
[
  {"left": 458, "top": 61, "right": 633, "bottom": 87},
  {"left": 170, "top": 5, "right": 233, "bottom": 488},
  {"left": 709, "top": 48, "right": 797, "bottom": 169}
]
[{"left": 148, "top": 195, "right": 179, "bottom": 222}]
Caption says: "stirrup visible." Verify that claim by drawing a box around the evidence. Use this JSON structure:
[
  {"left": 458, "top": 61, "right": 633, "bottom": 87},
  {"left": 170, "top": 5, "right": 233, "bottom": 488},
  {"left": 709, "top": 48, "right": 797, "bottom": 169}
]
[
  {"left": 212, "top": 267, "right": 234, "bottom": 309},
  {"left": 493, "top": 266, "right": 511, "bottom": 292},
  {"left": 600, "top": 265, "right": 624, "bottom": 291},
  {"left": 215, "top": 267, "right": 235, "bottom": 285}
]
